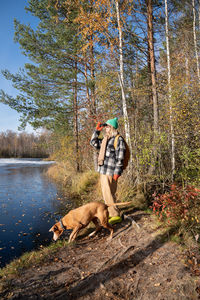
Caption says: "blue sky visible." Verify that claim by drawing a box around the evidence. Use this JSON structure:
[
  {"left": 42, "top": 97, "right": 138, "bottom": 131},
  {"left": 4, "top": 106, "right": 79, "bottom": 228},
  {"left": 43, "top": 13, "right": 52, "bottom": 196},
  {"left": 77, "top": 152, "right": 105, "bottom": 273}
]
[{"left": 0, "top": 0, "right": 38, "bottom": 133}]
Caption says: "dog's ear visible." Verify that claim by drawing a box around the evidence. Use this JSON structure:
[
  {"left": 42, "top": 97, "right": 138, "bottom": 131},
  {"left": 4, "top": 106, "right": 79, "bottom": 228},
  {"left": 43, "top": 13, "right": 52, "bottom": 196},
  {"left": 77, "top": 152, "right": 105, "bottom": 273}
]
[
  {"left": 49, "top": 224, "right": 62, "bottom": 241},
  {"left": 49, "top": 224, "right": 57, "bottom": 232},
  {"left": 49, "top": 226, "right": 54, "bottom": 232}
]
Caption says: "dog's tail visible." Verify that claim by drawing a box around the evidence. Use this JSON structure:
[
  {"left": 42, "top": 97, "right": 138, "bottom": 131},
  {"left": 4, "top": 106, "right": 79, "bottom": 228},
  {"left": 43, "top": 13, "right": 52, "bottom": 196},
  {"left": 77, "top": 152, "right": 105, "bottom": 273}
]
[{"left": 107, "top": 201, "right": 132, "bottom": 207}]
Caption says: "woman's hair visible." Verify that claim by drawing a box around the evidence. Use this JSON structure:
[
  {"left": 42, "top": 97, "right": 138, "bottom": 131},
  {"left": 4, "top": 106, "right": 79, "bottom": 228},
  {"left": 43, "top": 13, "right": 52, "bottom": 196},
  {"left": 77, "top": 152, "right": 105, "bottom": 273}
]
[{"left": 105, "top": 126, "right": 118, "bottom": 139}]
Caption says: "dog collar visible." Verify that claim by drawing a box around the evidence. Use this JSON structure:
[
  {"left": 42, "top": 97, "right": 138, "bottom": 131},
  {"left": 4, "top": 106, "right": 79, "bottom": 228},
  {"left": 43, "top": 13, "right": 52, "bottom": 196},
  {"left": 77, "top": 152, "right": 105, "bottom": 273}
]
[{"left": 59, "top": 219, "right": 66, "bottom": 230}]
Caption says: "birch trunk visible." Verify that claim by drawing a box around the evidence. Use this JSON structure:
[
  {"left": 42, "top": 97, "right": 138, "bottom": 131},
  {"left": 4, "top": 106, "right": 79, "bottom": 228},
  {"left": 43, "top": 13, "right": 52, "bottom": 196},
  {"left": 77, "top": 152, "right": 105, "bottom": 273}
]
[
  {"left": 192, "top": 0, "right": 200, "bottom": 83},
  {"left": 199, "top": 0, "right": 200, "bottom": 30},
  {"left": 115, "top": 0, "right": 132, "bottom": 157},
  {"left": 165, "top": 0, "right": 175, "bottom": 180}
]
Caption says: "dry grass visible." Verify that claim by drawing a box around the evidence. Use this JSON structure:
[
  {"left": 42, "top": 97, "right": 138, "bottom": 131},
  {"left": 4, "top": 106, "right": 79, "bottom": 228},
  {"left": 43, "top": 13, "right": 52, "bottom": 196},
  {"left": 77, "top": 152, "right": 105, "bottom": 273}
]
[
  {"left": 71, "top": 171, "right": 99, "bottom": 195},
  {"left": 117, "top": 175, "right": 147, "bottom": 209},
  {"left": 47, "top": 162, "right": 147, "bottom": 208},
  {"left": 46, "top": 161, "right": 74, "bottom": 186},
  {"left": 47, "top": 162, "right": 100, "bottom": 202}
]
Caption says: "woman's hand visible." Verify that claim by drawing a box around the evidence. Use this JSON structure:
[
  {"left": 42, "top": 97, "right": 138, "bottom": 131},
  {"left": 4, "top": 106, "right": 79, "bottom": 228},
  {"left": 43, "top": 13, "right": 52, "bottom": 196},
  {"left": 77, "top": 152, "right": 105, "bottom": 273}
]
[
  {"left": 113, "top": 174, "right": 120, "bottom": 181},
  {"left": 96, "top": 122, "right": 103, "bottom": 131}
]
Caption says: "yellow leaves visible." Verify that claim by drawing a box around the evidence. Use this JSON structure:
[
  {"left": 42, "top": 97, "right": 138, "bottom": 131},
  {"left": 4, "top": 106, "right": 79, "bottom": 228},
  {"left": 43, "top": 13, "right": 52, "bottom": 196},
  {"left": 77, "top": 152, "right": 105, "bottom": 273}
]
[
  {"left": 49, "top": 0, "right": 128, "bottom": 55},
  {"left": 74, "top": 7, "right": 110, "bottom": 39},
  {"left": 57, "top": 0, "right": 115, "bottom": 53}
]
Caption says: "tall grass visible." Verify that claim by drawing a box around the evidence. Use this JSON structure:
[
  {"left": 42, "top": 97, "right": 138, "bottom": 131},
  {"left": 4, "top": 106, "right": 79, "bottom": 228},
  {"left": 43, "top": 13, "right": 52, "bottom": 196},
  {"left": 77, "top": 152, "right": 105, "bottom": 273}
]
[
  {"left": 47, "top": 162, "right": 100, "bottom": 201},
  {"left": 117, "top": 174, "right": 147, "bottom": 209},
  {"left": 71, "top": 171, "right": 99, "bottom": 195}
]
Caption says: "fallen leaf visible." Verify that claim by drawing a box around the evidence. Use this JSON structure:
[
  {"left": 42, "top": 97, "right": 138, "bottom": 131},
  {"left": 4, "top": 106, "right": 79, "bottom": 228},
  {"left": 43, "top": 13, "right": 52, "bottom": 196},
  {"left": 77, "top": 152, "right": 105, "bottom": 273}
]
[
  {"left": 188, "top": 259, "right": 193, "bottom": 265},
  {"left": 154, "top": 283, "right": 161, "bottom": 287}
]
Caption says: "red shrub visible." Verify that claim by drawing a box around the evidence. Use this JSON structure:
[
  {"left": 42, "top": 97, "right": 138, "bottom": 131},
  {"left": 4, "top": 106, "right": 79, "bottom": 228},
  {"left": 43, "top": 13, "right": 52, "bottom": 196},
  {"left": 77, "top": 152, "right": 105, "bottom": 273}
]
[{"left": 152, "top": 185, "right": 200, "bottom": 227}]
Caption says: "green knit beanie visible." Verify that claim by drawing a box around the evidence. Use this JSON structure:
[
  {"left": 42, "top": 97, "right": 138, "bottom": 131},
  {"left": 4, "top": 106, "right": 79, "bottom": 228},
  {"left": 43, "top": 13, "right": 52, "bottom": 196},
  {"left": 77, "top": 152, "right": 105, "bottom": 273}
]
[{"left": 106, "top": 117, "right": 118, "bottom": 129}]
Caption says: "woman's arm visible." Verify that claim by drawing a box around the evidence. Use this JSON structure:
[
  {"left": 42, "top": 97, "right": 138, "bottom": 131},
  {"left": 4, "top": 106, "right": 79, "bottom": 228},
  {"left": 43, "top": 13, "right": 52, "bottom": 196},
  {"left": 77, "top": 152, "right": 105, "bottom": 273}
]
[{"left": 90, "top": 130, "right": 103, "bottom": 150}]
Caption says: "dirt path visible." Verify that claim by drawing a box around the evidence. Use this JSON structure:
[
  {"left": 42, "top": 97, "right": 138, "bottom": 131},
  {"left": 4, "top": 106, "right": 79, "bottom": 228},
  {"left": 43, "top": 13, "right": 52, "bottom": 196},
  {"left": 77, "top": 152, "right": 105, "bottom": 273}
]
[{"left": 1, "top": 210, "right": 200, "bottom": 299}]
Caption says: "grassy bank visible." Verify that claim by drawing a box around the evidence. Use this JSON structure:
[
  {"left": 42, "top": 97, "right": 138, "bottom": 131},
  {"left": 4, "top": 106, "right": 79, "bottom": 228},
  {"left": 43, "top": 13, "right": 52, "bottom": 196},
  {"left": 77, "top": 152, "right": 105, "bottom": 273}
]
[{"left": 46, "top": 162, "right": 147, "bottom": 207}]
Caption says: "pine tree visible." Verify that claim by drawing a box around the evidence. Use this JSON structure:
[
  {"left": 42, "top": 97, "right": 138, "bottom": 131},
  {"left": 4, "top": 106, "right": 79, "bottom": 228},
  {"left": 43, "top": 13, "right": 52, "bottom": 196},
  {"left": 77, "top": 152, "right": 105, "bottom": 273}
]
[{"left": 0, "top": 0, "right": 82, "bottom": 133}]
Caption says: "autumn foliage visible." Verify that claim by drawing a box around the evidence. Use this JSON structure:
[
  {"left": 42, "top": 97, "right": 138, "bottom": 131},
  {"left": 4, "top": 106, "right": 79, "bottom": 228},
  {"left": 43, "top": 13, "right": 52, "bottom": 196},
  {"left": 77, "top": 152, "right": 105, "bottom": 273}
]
[{"left": 152, "top": 184, "right": 200, "bottom": 235}]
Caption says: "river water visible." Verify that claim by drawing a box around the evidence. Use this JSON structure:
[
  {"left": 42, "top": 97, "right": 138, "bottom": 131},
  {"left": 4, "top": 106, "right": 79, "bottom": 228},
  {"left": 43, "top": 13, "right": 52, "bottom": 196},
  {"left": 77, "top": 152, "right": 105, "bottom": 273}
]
[{"left": 0, "top": 158, "right": 71, "bottom": 268}]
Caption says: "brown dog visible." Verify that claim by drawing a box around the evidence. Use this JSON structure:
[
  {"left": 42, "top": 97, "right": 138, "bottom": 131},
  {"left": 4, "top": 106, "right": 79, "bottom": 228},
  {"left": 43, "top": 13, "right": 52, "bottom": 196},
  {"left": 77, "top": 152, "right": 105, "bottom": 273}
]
[{"left": 49, "top": 201, "right": 132, "bottom": 242}]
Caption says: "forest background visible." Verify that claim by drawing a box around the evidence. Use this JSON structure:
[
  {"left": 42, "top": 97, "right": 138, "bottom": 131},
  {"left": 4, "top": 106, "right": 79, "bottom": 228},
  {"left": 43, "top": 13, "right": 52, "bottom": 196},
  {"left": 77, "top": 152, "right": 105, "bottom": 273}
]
[{"left": 0, "top": 0, "right": 200, "bottom": 236}]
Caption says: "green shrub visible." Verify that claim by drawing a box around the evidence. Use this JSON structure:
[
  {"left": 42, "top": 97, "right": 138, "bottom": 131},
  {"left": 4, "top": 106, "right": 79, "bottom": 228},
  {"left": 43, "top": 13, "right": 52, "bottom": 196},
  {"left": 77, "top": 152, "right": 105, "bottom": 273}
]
[{"left": 178, "top": 146, "right": 200, "bottom": 186}]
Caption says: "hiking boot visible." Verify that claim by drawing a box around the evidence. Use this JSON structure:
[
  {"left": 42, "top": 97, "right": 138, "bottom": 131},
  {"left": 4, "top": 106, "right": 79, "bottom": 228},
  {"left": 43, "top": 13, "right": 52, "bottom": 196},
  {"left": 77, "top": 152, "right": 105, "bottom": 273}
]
[{"left": 120, "top": 213, "right": 125, "bottom": 221}]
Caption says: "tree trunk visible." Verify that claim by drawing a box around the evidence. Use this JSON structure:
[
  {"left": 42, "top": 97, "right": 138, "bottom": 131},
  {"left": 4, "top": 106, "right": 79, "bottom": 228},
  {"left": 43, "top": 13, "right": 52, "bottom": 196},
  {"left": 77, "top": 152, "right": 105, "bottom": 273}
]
[
  {"left": 199, "top": 0, "right": 200, "bottom": 30},
  {"left": 133, "top": 51, "right": 140, "bottom": 183},
  {"left": 115, "top": 0, "right": 132, "bottom": 160},
  {"left": 147, "top": 0, "right": 159, "bottom": 134},
  {"left": 192, "top": 0, "right": 200, "bottom": 83},
  {"left": 165, "top": 0, "right": 175, "bottom": 180},
  {"left": 85, "top": 61, "right": 97, "bottom": 170},
  {"left": 88, "top": 35, "right": 98, "bottom": 171},
  {"left": 146, "top": 0, "right": 159, "bottom": 175},
  {"left": 90, "top": 34, "right": 96, "bottom": 119},
  {"left": 73, "top": 60, "right": 80, "bottom": 172}
]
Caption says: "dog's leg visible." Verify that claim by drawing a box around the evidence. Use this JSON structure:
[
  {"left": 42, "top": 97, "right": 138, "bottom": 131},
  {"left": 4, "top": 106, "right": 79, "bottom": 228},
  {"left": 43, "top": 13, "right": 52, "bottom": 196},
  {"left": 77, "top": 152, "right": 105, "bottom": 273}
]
[
  {"left": 99, "top": 210, "right": 114, "bottom": 240},
  {"left": 68, "top": 225, "right": 82, "bottom": 242},
  {"left": 89, "top": 218, "right": 102, "bottom": 238},
  {"left": 103, "top": 223, "right": 114, "bottom": 240}
]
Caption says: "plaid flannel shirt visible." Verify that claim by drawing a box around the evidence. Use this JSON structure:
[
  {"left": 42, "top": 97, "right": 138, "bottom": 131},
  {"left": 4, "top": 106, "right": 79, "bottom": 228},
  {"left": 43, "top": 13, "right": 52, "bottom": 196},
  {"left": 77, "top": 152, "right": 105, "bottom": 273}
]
[{"left": 90, "top": 130, "right": 126, "bottom": 176}]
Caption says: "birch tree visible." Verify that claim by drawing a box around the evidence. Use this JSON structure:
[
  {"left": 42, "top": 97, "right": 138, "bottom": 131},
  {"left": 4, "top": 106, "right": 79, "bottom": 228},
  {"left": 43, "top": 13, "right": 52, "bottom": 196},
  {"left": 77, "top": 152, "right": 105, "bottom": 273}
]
[
  {"left": 199, "top": 0, "right": 200, "bottom": 30},
  {"left": 114, "top": 0, "right": 132, "bottom": 155},
  {"left": 165, "top": 0, "right": 175, "bottom": 179},
  {"left": 192, "top": 0, "right": 200, "bottom": 83}
]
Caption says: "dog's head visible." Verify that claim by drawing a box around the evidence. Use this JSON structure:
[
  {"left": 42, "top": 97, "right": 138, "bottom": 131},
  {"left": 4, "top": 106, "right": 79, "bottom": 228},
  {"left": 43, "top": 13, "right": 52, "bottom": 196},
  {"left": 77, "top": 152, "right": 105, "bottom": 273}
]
[{"left": 49, "top": 222, "right": 64, "bottom": 241}]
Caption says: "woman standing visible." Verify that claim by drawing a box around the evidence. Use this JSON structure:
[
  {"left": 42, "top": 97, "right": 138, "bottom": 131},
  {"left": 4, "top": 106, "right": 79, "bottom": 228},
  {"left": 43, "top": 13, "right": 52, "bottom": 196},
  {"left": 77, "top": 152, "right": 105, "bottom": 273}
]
[{"left": 90, "top": 117, "right": 126, "bottom": 224}]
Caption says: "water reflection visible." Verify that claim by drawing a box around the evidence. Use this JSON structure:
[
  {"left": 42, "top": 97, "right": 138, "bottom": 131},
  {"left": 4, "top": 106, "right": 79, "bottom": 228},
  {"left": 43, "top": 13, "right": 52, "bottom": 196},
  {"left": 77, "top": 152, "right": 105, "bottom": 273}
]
[{"left": 0, "top": 159, "right": 71, "bottom": 268}]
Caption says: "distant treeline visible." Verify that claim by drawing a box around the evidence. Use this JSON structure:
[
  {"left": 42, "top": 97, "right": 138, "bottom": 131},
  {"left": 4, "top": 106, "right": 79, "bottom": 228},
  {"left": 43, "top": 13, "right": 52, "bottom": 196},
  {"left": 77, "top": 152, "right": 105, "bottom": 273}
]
[{"left": 0, "top": 130, "right": 52, "bottom": 158}]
